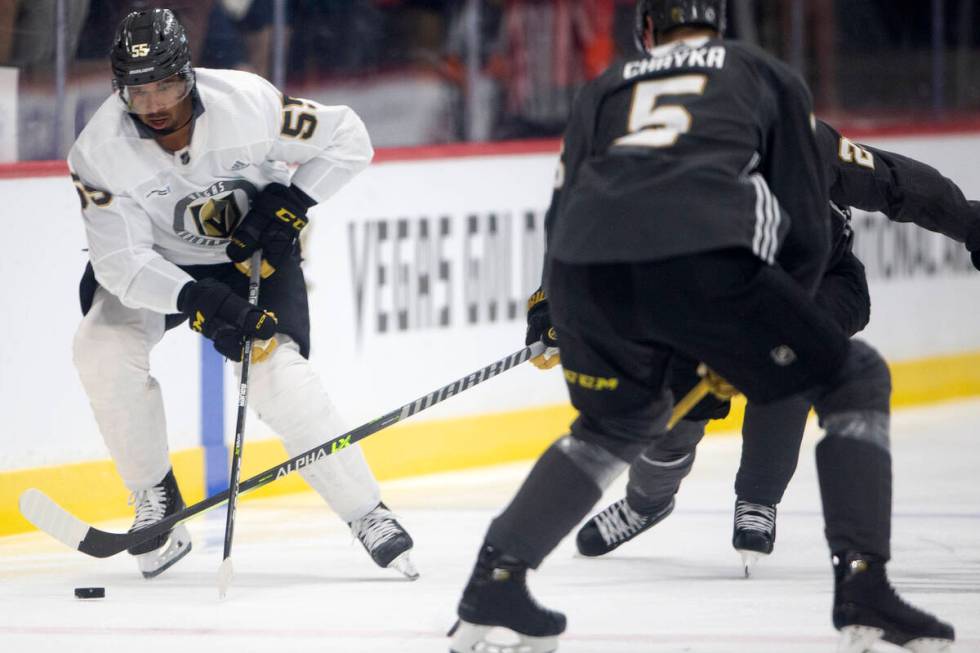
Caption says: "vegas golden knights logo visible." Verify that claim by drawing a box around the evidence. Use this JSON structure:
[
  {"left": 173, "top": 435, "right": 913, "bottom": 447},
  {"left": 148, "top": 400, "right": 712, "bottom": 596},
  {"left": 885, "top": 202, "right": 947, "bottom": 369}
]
[
  {"left": 190, "top": 195, "right": 242, "bottom": 238},
  {"left": 173, "top": 180, "right": 257, "bottom": 248}
]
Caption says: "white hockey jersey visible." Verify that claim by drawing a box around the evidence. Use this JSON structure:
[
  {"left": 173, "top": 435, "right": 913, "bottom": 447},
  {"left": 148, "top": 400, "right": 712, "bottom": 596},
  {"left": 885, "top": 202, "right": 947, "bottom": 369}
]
[{"left": 67, "top": 68, "right": 373, "bottom": 315}]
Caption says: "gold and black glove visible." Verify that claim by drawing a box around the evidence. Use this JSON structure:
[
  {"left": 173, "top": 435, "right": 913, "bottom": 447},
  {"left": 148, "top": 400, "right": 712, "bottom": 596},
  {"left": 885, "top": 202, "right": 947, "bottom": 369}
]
[
  {"left": 226, "top": 183, "right": 315, "bottom": 277},
  {"left": 668, "top": 365, "right": 740, "bottom": 430},
  {"left": 525, "top": 287, "right": 560, "bottom": 369},
  {"left": 177, "top": 279, "right": 278, "bottom": 361}
]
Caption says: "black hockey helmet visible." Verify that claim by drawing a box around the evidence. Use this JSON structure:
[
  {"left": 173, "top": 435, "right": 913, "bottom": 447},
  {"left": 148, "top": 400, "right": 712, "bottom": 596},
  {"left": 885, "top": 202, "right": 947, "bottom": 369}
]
[
  {"left": 110, "top": 8, "right": 194, "bottom": 97},
  {"left": 634, "top": 0, "right": 727, "bottom": 51}
]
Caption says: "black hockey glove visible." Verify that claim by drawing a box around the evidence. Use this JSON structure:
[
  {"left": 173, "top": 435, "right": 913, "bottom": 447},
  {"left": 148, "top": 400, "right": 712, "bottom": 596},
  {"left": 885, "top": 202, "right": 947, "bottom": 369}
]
[
  {"left": 226, "top": 183, "right": 315, "bottom": 276},
  {"left": 525, "top": 287, "right": 560, "bottom": 370},
  {"left": 177, "top": 278, "right": 278, "bottom": 361},
  {"left": 966, "top": 202, "right": 980, "bottom": 271},
  {"left": 816, "top": 250, "right": 871, "bottom": 337}
]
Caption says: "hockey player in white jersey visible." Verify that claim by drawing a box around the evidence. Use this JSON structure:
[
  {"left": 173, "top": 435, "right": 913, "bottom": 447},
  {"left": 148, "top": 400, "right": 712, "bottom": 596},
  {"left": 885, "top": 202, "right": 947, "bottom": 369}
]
[{"left": 68, "top": 8, "right": 417, "bottom": 580}]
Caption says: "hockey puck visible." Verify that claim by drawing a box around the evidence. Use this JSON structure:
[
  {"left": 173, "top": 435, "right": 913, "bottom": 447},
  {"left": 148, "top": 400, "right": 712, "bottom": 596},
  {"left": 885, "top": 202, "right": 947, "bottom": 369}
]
[{"left": 74, "top": 587, "right": 105, "bottom": 599}]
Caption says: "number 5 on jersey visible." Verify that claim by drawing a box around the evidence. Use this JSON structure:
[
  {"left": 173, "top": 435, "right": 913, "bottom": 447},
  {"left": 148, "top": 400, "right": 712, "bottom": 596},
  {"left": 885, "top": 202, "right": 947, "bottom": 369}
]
[{"left": 614, "top": 75, "right": 707, "bottom": 149}]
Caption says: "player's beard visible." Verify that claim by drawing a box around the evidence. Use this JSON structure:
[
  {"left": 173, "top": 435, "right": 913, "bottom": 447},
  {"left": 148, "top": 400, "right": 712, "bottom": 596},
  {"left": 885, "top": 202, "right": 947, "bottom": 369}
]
[
  {"left": 142, "top": 111, "right": 174, "bottom": 131},
  {"left": 139, "top": 98, "right": 193, "bottom": 135}
]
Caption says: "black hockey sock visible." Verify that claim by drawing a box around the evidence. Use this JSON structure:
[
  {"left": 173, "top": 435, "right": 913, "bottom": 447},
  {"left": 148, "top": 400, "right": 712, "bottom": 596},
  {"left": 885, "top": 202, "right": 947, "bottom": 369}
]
[
  {"left": 734, "top": 396, "right": 810, "bottom": 505},
  {"left": 625, "top": 419, "right": 704, "bottom": 514},
  {"left": 816, "top": 430, "right": 892, "bottom": 560},
  {"left": 486, "top": 442, "right": 604, "bottom": 568}
]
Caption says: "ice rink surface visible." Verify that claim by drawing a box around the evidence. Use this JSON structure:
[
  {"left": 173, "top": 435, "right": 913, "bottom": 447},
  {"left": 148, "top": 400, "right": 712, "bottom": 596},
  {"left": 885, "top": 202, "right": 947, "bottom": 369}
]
[{"left": 2, "top": 399, "right": 979, "bottom": 653}]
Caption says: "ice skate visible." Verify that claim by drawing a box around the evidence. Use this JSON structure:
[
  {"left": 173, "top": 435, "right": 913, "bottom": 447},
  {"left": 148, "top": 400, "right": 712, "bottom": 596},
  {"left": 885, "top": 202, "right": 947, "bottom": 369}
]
[
  {"left": 450, "top": 544, "right": 565, "bottom": 653},
  {"left": 127, "top": 469, "right": 192, "bottom": 579},
  {"left": 833, "top": 552, "right": 954, "bottom": 653},
  {"left": 349, "top": 502, "right": 419, "bottom": 580},
  {"left": 575, "top": 497, "right": 675, "bottom": 557},
  {"left": 732, "top": 498, "right": 776, "bottom": 577}
]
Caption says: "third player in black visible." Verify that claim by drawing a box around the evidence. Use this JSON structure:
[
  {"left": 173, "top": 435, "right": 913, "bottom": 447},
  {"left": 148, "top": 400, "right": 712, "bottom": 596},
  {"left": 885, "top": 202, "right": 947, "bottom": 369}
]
[
  {"left": 572, "top": 118, "right": 980, "bottom": 576},
  {"left": 450, "top": 2, "right": 955, "bottom": 652}
]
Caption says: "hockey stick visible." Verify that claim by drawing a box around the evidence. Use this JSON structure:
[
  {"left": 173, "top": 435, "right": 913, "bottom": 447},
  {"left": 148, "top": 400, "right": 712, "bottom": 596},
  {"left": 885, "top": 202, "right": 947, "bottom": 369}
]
[
  {"left": 217, "top": 249, "right": 263, "bottom": 599},
  {"left": 19, "top": 341, "right": 546, "bottom": 559},
  {"left": 666, "top": 365, "right": 740, "bottom": 430},
  {"left": 666, "top": 379, "right": 713, "bottom": 431}
]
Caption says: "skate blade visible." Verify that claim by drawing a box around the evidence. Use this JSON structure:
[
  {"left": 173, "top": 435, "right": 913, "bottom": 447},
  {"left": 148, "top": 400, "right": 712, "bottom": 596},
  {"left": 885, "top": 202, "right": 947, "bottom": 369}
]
[
  {"left": 387, "top": 550, "right": 420, "bottom": 581},
  {"left": 449, "top": 620, "right": 558, "bottom": 653},
  {"left": 837, "top": 625, "right": 884, "bottom": 653},
  {"left": 738, "top": 550, "right": 763, "bottom": 578},
  {"left": 137, "top": 524, "right": 192, "bottom": 579},
  {"left": 904, "top": 637, "right": 955, "bottom": 653}
]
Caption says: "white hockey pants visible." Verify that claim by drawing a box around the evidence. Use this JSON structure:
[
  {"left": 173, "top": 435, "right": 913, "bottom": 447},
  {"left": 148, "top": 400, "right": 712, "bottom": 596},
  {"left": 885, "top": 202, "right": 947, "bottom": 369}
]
[{"left": 72, "top": 287, "right": 380, "bottom": 522}]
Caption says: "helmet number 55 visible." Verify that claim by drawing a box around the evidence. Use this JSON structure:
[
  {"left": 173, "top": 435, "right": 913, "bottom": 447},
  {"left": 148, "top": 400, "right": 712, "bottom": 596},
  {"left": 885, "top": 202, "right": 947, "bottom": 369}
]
[{"left": 613, "top": 75, "right": 707, "bottom": 149}]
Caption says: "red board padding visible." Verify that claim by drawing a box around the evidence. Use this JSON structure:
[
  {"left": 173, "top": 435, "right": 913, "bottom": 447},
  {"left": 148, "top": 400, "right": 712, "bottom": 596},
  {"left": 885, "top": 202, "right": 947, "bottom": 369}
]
[
  {"left": 0, "top": 139, "right": 562, "bottom": 180},
  {"left": 0, "top": 160, "right": 70, "bottom": 179},
  {"left": 4, "top": 119, "right": 980, "bottom": 180}
]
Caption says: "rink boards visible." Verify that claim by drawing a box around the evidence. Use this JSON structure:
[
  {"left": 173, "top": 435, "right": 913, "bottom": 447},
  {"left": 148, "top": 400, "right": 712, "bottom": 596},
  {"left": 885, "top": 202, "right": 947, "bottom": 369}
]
[{"left": 3, "top": 130, "right": 980, "bottom": 536}]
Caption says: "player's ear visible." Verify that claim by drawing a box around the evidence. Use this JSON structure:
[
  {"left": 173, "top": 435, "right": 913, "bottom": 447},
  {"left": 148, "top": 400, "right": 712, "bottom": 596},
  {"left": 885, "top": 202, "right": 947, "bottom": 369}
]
[{"left": 645, "top": 16, "right": 656, "bottom": 48}]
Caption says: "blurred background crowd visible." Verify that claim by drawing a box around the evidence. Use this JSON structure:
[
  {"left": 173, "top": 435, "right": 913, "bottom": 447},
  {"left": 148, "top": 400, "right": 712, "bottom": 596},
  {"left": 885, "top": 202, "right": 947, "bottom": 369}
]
[{"left": 0, "top": 0, "right": 979, "bottom": 160}]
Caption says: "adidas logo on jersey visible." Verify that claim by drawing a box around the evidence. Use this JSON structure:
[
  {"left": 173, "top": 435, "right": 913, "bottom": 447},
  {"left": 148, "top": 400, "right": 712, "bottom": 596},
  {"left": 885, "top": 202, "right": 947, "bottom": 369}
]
[{"left": 230, "top": 160, "right": 250, "bottom": 171}]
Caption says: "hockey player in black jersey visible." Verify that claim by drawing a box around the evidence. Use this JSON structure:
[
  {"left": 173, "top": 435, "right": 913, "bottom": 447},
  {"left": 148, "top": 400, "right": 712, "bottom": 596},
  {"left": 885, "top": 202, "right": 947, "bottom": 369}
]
[
  {"left": 573, "top": 118, "right": 980, "bottom": 576},
  {"left": 450, "top": 2, "right": 955, "bottom": 652}
]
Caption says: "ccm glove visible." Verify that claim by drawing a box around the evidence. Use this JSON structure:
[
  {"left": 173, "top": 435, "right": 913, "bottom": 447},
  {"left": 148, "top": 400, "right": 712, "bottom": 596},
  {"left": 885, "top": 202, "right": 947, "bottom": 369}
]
[
  {"left": 525, "top": 287, "right": 560, "bottom": 370},
  {"left": 177, "top": 279, "right": 278, "bottom": 361},
  {"left": 226, "top": 183, "right": 315, "bottom": 276}
]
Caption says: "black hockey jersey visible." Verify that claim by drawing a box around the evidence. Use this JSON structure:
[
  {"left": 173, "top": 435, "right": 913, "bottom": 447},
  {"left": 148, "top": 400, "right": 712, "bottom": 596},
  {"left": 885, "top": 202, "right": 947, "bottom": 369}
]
[
  {"left": 818, "top": 120, "right": 978, "bottom": 246},
  {"left": 813, "top": 118, "right": 980, "bottom": 335},
  {"left": 546, "top": 36, "right": 829, "bottom": 289}
]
